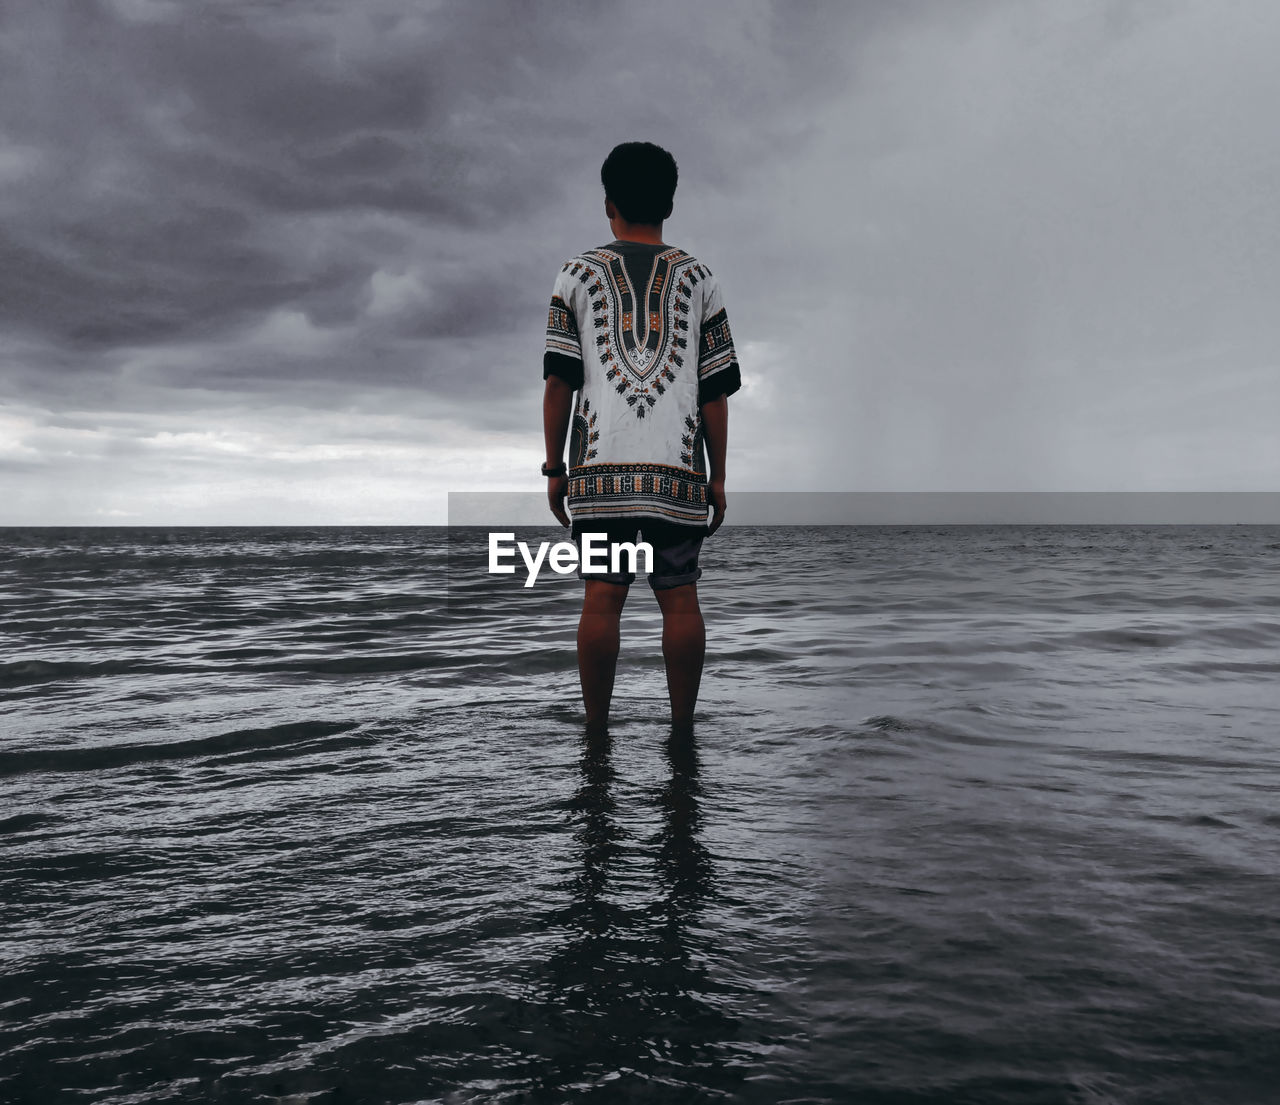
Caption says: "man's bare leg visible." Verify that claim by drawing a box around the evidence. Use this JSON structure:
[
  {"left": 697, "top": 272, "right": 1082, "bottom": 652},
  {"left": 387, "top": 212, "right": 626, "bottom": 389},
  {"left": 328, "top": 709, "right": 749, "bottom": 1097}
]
[
  {"left": 654, "top": 582, "right": 705, "bottom": 728},
  {"left": 578, "top": 579, "right": 629, "bottom": 728}
]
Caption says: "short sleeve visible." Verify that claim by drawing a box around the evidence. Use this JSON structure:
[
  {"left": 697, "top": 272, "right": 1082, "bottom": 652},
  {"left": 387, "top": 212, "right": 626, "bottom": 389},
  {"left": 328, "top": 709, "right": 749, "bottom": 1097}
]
[
  {"left": 544, "top": 266, "right": 584, "bottom": 390},
  {"left": 697, "top": 273, "right": 741, "bottom": 405}
]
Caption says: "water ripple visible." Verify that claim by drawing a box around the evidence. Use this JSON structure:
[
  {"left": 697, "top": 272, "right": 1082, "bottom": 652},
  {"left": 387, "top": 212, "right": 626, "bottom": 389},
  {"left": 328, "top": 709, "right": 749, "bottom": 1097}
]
[{"left": 1, "top": 525, "right": 1278, "bottom": 1104}]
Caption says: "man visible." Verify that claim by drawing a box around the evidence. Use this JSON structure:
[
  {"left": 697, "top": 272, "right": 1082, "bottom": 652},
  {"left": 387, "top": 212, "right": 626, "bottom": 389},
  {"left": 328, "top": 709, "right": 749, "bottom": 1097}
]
[{"left": 541, "top": 141, "right": 741, "bottom": 730}]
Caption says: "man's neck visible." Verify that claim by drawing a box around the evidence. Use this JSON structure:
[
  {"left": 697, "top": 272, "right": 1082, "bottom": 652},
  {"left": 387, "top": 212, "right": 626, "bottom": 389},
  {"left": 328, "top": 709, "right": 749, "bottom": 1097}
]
[{"left": 609, "top": 217, "right": 665, "bottom": 245}]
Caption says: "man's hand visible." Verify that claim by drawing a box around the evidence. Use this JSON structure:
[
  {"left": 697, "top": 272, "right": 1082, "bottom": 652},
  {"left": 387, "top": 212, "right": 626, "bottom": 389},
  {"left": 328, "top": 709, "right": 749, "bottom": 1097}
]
[
  {"left": 707, "top": 478, "right": 726, "bottom": 536},
  {"left": 543, "top": 375, "right": 574, "bottom": 527},
  {"left": 547, "top": 474, "right": 570, "bottom": 528},
  {"left": 700, "top": 396, "right": 728, "bottom": 536}
]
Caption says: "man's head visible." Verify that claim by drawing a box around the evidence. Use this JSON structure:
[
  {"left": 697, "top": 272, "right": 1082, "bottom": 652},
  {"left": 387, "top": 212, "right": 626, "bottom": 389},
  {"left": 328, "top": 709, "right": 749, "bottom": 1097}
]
[{"left": 600, "top": 142, "right": 678, "bottom": 226}]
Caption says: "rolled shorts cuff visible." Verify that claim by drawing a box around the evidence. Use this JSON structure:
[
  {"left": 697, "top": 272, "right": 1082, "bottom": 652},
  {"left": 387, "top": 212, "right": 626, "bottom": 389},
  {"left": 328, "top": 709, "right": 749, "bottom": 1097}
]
[
  {"left": 575, "top": 564, "right": 636, "bottom": 586},
  {"left": 649, "top": 564, "right": 703, "bottom": 591}
]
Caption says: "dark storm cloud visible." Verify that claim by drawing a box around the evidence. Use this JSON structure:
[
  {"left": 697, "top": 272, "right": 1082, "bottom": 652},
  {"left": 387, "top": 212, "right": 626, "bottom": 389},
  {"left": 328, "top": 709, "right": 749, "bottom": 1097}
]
[
  {"left": 0, "top": 0, "right": 873, "bottom": 403},
  {"left": 0, "top": 0, "right": 569, "bottom": 356}
]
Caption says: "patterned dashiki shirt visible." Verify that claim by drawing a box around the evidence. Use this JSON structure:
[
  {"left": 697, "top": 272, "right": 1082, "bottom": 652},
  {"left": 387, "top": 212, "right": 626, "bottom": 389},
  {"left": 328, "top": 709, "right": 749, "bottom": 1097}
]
[{"left": 543, "top": 239, "right": 742, "bottom": 527}]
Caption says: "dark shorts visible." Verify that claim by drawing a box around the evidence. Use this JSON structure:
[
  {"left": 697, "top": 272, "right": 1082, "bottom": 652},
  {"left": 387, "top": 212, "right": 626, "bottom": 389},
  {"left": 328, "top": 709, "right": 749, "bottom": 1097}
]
[{"left": 571, "top": 517, "right": 707, "bottom": 590}]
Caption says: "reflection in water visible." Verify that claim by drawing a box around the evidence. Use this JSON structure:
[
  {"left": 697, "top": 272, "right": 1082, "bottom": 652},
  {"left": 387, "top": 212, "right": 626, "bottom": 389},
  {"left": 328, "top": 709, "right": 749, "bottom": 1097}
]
[
  {"left": 533, "top": 725, "right": 742, "bottom": 1102},
  {"left": 652, "top": 725, "right": 716, "bottom": 956}
]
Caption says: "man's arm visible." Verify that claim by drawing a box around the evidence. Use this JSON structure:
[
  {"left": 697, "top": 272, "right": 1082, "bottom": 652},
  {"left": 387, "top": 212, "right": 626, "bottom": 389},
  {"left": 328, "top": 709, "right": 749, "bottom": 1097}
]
[
  {"left": 701, "top": 394, "right": 728, "bottom": 536},
  {"left": 543, "top": 374, "right": 574, "bottom": 527}
]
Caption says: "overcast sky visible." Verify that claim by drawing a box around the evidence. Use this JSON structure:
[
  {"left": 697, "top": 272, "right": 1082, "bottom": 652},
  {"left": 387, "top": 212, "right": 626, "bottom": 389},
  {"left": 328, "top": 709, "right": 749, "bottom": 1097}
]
[{"left": 2, "top": 0, "right": 1278, "bottom": 524}]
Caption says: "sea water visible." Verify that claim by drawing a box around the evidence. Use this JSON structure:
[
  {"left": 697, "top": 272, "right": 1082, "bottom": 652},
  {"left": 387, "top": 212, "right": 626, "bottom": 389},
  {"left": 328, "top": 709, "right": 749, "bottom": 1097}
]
[{"left": 2, "top": 525, "right": 1278, "bottom": 1104}]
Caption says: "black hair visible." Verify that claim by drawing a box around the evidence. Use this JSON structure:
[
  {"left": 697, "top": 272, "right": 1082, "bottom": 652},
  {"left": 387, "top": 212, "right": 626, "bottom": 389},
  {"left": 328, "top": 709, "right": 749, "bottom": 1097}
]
[{"left": 600, "top": 142, "right": 678, "bottom": 225}]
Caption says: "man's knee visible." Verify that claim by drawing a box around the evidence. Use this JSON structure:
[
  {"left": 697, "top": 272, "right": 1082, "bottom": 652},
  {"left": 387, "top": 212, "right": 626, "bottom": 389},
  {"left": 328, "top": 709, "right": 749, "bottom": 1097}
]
[
  {"left": 582, "top": 578, "right": 630, "bottom": 616},
  {"left": 655, "top": 581, "right": 700, "bottom": 617}
]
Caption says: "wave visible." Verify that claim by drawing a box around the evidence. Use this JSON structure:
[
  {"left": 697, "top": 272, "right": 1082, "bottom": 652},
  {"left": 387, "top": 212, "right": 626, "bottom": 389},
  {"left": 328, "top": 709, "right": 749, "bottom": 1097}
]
[{"left": 0, "top": 718, "right": 360, "bottom": 778}]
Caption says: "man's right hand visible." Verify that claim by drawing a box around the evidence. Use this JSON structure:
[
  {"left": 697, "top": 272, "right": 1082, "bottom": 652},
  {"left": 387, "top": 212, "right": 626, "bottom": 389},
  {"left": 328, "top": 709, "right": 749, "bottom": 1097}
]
[
  {"left": 707, "top": 478, "right": 726, "bottom": 536},
  {"left": 547, "top": 474, "right": 570, "bottom": 528}
]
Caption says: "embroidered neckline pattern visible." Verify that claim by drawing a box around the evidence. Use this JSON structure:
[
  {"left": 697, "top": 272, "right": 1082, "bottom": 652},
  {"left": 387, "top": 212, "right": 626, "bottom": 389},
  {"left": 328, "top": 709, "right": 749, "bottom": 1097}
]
[{"left": 567, "top": 248, "right": 710, "bottom": 421}]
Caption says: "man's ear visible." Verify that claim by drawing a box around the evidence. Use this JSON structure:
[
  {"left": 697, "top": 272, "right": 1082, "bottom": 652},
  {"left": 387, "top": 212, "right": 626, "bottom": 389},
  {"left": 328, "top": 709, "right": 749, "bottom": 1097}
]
[
  {"left": 665, "top": 203, "right": 673, "bottom": 219},
  {"left": 605, "top": 198, "right": 617, "bottom": 220}
]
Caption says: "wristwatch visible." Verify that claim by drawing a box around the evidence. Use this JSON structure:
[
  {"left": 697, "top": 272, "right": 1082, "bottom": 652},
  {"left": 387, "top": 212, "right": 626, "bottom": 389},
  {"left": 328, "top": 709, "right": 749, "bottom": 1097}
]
[{"left": 541, "top": 462, "right": 567, "bottom": 477}]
